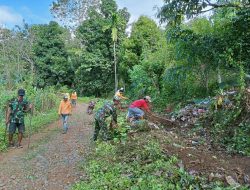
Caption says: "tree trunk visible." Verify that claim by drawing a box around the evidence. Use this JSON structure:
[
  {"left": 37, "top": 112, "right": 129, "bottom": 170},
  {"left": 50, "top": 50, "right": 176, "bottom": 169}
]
[
  {"left": 217, "top": 66, "right": 222, "bottom": 85},
  {"left": 114, "top": 41, "right": 118, "bottom": 92}
]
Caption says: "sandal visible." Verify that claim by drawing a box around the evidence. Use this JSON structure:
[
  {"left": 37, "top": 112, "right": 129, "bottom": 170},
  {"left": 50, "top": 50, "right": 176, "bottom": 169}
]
[
  {"left": 8, "top": 143, "right": 15, "bottom": 148},
  {"left": 17, "top": 144, "right": 23, "bottom": 148}
]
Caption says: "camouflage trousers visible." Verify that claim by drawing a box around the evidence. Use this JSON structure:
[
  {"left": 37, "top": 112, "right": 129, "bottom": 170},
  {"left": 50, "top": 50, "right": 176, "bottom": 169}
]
[{"left": 93, "top": 118, "right": 111, "bottom": 141}]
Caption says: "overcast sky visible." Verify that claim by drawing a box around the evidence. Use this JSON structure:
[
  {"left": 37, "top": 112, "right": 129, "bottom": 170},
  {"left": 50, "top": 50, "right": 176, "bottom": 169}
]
[{"left": 0, "top": 0, "right": 164, "bottom": 28}]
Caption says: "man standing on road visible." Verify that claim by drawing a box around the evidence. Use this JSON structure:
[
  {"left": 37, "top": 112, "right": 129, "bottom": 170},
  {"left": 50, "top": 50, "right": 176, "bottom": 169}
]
[
  {"left": 93, "top": 96, "right": 120, "bottom": 141},
  {"left": 5, "top": 89, "right": 32, "bottom": 148},
  {"left": 58, "top": 95, "right": 72, "bottom": 134},
  {"left": 71, "top": 91, "right": 77, "bottom": 107},
  {"left": 127, "top": 96, "right": 152, "bottom": 122}
]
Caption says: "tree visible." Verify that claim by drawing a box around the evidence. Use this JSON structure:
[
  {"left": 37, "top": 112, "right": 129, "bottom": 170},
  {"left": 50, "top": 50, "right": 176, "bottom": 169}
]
[
  {"left": 75, "top": 8, "right": 114, "bottom": 96},
  {"left": 120, "top": 16, "right": 163, "bottom": 84},
  {"left": 112, "top": 13, "right": 118, "bottom": 92},
  {"left": 75, "top": 0, "right": 129, "bottom": 96},
  {"left": 50, "top": 0, "right": 101, "bottom": 28},
  {"left": 0, "top": 25, "right": 34, "bottom": 89},
  {"left": 103, "top": 12, "right": 123, "bottom": 92},
  {"left": 32, "top": 21, "right": 71, "bottom": 88},
  {"left": 157, "top": 0, "right": 250, "bottom": 25},
  {"left": 101, "top": 0, "right": 129, "bottom": 91}
]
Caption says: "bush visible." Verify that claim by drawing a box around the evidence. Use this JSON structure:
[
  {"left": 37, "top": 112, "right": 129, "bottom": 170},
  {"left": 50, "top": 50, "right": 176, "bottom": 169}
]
[
  {"left": 207, "top": 94, "right": 250, "bottom": 155},
  {"left": 0, "top": 85, "right": 59, "bottom": 151},
  {"left": 73, "top": 133, "right": 228, "bottom": 190}
]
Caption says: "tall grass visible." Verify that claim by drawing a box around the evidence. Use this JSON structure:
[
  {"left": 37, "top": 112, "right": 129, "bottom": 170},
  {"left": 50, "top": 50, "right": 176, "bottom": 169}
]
[{"left": 0, "top": 85, "right": 59, "bottom": 151}]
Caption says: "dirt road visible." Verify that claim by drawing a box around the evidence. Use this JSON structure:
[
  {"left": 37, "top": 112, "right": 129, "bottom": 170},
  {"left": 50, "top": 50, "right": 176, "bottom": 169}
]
[{"left": 0, "top": 103, "right": 93, "bottom": 190}]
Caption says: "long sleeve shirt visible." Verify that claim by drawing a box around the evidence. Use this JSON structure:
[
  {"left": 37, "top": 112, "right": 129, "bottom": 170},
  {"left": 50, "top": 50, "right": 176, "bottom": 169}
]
[
  {"left": 58, "top": 100, "right": 72, "bottom": 115},
  {"left": 129, "top": 99, "right": 150, "bottom": 112},
  {"left": 95, "top": 102, "right": 117, "bottom": 123},
  {"left": 115, "top": 91, "right": 128, "bottom": 100}
]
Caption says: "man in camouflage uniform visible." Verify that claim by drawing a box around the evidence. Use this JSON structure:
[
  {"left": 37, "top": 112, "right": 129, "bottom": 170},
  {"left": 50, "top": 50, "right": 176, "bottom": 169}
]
[
  {"left": 6, "top": 89, "right": 32, "bottom": 148},
  {"left": 93, "top": 96, "right": 120, "bottom": 141}
]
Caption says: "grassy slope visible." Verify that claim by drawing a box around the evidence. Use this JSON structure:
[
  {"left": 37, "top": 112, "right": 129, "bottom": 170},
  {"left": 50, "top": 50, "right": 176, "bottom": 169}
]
[{"left": 73, "top": 130, "right": 248, "bottom": 190}]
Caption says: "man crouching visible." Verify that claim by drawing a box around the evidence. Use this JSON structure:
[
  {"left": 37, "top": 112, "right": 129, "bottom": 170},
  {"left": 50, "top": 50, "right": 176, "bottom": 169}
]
[{"left": 93, "top": 96, "right": 120, "bottom": 141}]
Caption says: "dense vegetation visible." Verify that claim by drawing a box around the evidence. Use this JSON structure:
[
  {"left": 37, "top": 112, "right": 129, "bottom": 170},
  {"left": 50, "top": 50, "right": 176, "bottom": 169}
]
[
  {"left": 73, "top": 133, "right": 230, "bottom": 190},
  {"left": 1, "top": 0, "right": 249, "bottom": 99}
]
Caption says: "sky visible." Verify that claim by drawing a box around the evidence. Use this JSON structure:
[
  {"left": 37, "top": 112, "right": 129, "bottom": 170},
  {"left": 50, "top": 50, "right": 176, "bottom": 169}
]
[{"left": 0, "top": 0, "right": 164, "bottom": 28}]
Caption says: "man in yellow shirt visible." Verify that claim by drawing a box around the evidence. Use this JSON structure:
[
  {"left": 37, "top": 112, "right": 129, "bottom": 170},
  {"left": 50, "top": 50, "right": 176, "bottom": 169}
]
[
  {"left": 115, "top": 88, "right": 128, "bottom": 110},
  {"left": 115, "top": 88, "right": 128, "bottom": 100},
  {"left": 71, "top": 91, "right": 77, "bottom": 107},
  {"left": 58, "top": 95, "right": 72, "bottom": 134}
]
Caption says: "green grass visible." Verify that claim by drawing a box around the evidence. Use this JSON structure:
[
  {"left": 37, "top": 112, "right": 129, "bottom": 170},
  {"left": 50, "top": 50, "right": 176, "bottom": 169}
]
[
  {"left": 72, "top": 132, "right": 244, "bottom": 190},
  {"left": 78, "top": 97, "right": 96, "bottom": 103},
  {"left": 25, "top": 108, "right": 58, "bottom": 133},
  {"left": 0, "top": 108, "right": 58, "bottom": 151}
]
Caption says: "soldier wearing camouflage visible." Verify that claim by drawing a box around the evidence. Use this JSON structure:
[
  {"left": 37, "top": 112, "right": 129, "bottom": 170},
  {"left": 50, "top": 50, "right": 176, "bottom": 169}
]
[
  {"left": 6, "top": 89, "right": 31, "bottom": 148},
  {"left": 93, "top": 98, "right": 119, "bottom": 141},
  {"left": 9, "top": 98, "right": 29, "bottom": 124}
]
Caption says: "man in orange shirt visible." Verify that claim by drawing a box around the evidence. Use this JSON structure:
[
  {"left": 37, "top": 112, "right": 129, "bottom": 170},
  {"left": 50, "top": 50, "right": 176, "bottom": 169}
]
[
  {"left": 71, "top": 91, "right": 77, "bottom": 107},
  {"left": 58, "top": 95, "right": 72, "bottom": 134}
]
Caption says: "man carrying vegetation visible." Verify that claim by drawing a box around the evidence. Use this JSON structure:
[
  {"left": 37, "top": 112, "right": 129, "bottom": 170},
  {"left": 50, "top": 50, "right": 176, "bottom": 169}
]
[
  {"left": 93, "top": 96, "right": 120, "bottom": 141},
  {"left": 58, "top": 95, "right": 72, "bottom": 134},
  {"left": 127, "top": 96, "right": 151, "bottom": 122},
  {"left": 5, "top": 89, "right": 32, "bottom": 148}
]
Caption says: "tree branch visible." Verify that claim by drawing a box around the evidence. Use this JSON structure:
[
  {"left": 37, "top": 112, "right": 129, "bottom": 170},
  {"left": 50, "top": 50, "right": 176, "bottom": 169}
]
[
  {"left": 200, "top": 7, "right": 215, "bottom": 13},
  {"left": 205, "top": 1, "right": 249, "bottom": 9}
]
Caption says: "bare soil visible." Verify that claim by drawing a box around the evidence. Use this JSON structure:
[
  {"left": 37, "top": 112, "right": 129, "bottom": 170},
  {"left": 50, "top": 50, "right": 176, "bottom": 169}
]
[
  {"left": 147, "top": 112, "right": 250, "bottom": 185},
  {"left": 0, "top": 103, "right": 93, "bottom": 190},
  {"left": 152, "top": 129, "right": 250, "bottom": 185}
]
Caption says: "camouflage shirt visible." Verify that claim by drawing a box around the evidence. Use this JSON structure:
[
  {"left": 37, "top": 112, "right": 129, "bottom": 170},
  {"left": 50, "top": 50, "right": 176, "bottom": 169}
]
[
  {"left": 95, "top": 101, "right": 117, "bottom": 122},
  {"left": 9, "top": 98, "right": 29, "bottom": 124}
]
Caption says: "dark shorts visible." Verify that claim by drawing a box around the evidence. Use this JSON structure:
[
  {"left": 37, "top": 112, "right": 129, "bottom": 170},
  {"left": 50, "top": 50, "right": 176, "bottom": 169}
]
[
  {"left": 9, "top": 122, "right": 25, "bottom": 134},
  {"left": 71, "top": 99, "right": 76, "bottom": 105}
]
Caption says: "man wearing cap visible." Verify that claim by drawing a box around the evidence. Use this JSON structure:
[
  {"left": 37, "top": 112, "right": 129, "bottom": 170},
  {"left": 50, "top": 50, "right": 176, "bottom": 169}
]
[
  {"left": 115, "top": 88, "right": 128, "bottom": 100},
  {"left": 93, "top": 96, "right": 120, "bottom": 141},
  {"left": 58, "top": 95, "right": 72, "bottom": 134},
  {"left": 115, "top": 88, "right": 128, "bottom": 111},
  {"left": 127, "top": 96, "right": 152, "bottom": 121},
  {"left": 5, "top": 89, "right": 32, "bottom": 148}
]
